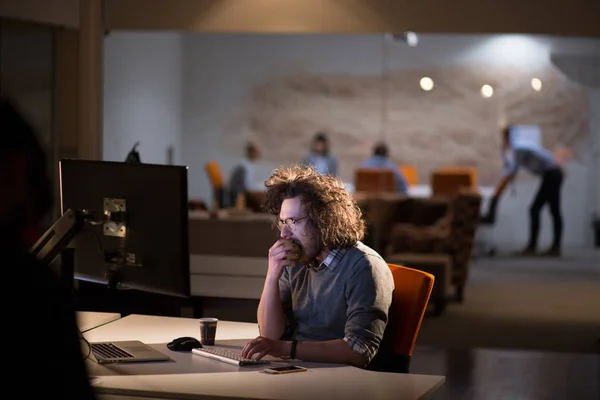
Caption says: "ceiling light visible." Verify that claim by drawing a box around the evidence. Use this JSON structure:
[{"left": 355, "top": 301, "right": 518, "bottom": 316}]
[
  {"left": 531, "top": 78, "right": 542, "bottom": 91},
  {"left": 420, "top": 77, "right": 434, "bottom": 91},
  {"left": 481, "top": 84, "right": 494, "bottom": 98},
  {"left": 405, "top": 31, "right": 418, "bottom": 47}
]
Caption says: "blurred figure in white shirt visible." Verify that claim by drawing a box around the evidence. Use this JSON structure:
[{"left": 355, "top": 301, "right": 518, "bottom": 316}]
[
  {"left": 302, "top": 132, "right": 338, "bottom": 176},
  {"left": 228, "top": 142, "right": 263, "bottom": 206}
]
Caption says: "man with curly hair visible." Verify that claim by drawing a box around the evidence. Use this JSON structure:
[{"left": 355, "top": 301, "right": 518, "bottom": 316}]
[{"left": 241, "top": 165, "right": 394, "bottom": 368}]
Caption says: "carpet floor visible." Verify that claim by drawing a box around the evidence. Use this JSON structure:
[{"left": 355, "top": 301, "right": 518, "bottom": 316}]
[{"left": 416, "top": 248, "right": 600, "bottom": 354}]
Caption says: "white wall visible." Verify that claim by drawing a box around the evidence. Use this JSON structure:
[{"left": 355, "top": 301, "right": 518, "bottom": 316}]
[
  {"left": 592, "top": 90, "right": 600, "bottom": 216},
  {"left": 103, "top": 32, "right": 182, "bottom": 165}
]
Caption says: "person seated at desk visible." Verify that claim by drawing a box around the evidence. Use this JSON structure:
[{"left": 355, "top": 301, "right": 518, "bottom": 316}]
[
  {"left": 360, "top": 142, "right": 408, "bottom": 194},
  {"left": 228, "top": 141, "right": 263, "bottom": 206},
  {"left": 0, "top": 96, "right": 96, "bottom": 399},
  {"left": 241, "top": 165, "right": 394, "bottom": 368},
  {"left": 301, "top": 132, "right": 338, "bottom": 176}
]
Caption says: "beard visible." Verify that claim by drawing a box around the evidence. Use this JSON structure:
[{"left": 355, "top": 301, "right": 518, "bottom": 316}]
[{"left": 302, "top": 244, "right": 326, "bottom": 270}]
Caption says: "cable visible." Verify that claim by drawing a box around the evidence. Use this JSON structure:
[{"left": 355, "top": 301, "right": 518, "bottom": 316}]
[
  {"left": 79, "top": 227, "right": 106, "bottom": 256},
  {"left": 78, "top": 328, "right": 92, "bottom": 360}
]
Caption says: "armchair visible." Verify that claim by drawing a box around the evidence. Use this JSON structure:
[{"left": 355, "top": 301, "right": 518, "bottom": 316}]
[{"left": 386, "top": 190, "right": 482, "bottom": 302}]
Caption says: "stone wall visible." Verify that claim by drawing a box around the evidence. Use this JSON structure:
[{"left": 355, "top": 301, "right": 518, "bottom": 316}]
[{"left": 241, "top": 63, "right": 589, "bottom": 186}]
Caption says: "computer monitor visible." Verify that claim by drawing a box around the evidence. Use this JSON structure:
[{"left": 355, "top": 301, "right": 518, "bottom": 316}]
[{"left": 31, "top": 159, "right": 190, "bottom": 298}]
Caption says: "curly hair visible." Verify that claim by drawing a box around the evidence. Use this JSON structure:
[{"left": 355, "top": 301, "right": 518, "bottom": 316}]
[{"left": 264, "top": 164, "right": 365, "bottom": 249}]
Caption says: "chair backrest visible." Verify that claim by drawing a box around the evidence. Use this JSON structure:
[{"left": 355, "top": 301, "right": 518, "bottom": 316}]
[
  {"left": 431, "top": 168, "right": 475, "bottom": 197},
  {"left": 370, "top": 263, "right": 434, "bottom": 373},
  {"left": 205, "top": 161, "right": 225, "bottom": 189},
  {"left": 444, "top": 166, "right": 477, "bottom": 186},
  {"left": 355, "top": 168, "right": 396, "bottom": 193},
  {"left": 205, "top": 161, "right": 227, "bottom": 208},
  {"left": 399, "top": 164, "right": 419, "bottom": 186}
]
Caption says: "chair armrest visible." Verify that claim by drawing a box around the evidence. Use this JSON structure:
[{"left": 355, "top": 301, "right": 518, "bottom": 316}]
[
  {"left": 390, "top": 222, "right": 449, "bottom": 239},
  {"left": 387, "top": 223, "right": 452, "bottom": 257}
]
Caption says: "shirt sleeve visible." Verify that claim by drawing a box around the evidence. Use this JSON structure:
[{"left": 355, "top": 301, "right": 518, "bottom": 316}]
[
  {"left": 330, "top": 156, "right": 338, "bottom": 175},
  {"left": 242, "top": 165, "right": 251, "bottom": 192},
  {"left": 344, "top": 335, "right": 379, "bottom": 362},
  {"left": 503, "top": 149, "right": 521, "bottom": 177},
  {"left": 394, "top": 166, "right": 408, "bottom": 194},
  {"left": 277, "top": 267, "right": 296, "bottom": 340},
  {"left": 343, "top": 257, "right": 394, "bottom": 363}
]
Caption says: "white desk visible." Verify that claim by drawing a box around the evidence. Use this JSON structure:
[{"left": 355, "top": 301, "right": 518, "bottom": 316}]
[
  {"left": 77, "top": 311, "right": 121, "bottom": 332},
  {"left": 84, "top": 314, "right": 445, "bottom": 400},
  {"left": 407, "top": 184, "right": 495, "bottom": 199}
]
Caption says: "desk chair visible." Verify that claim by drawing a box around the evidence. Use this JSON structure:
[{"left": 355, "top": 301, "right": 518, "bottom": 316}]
[
  {"left": 399, "top": 164, "right": 419, "bottom": 186},
  {"left": 355, "top": 168, "right": 396, "bottom": 193},
  {"left": 369, "top": 263, "right": 434, "bottom": 373},
  {"left": 431, "top": 168, "right": 475, "bottom": 197},
  {"left": 205, "top": 161, "right": 226, "bottom": 208}
]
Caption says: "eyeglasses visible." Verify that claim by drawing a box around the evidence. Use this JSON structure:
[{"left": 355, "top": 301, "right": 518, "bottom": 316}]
[{"left": 277, "top": 216, "right": 308, "bottom": 232}]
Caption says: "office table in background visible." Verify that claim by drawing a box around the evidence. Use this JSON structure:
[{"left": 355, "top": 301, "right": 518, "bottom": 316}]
[{"left": 85, "top": 314, "right": 445, "bottom": 400}]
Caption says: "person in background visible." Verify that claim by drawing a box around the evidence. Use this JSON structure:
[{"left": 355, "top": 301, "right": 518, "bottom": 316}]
[
  {"left": 301, "top": 132, "right": 338, "bottom": 176},
  {"left": 360, "top": 142, "right": 408, "bottom": 194},
  {"left": 0, "top": 96, "right": 97, "bottom": 398},
  {"left": 483, "top": 126, "right": 564, "bottom": 257},
  {"left": 228, "top": 141, "right": 263, "bottom": 206},
  {"left": 240, "top": 164, "right": 394, "bottom": 368}
]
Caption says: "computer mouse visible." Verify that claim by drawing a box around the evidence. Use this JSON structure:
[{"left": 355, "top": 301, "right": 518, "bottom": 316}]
[{"left": 167, "top": 336, "right": 203, "bottom": 351}]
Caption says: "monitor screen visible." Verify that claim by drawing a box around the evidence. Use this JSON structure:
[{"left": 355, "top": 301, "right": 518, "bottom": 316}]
[{"left": 58, "top": 159, "right": 190, "bottom": 298}]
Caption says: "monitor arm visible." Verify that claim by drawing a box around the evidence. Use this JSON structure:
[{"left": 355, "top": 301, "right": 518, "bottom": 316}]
[
  {"left": 30, "top": 209, "right": 88, "bottom": 266},
  {"left": 30, "top": 208, "right": 124, "bottom": 290}
]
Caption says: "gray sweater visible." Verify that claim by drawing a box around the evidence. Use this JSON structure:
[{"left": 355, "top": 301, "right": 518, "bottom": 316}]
[{"left": 279, "top": 242, "right": 394, "bottom": 355}]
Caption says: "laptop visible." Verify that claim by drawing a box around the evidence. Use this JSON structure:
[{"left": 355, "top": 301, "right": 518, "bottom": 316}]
[{"left": 88, "top": 340, "right": 171, "bottom": 364}]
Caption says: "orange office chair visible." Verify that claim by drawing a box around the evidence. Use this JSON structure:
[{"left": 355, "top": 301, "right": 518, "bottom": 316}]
[
  {"left": 205, "top": 161, "right": 226, "bottom": 208},
  {"left": 354, "top": 168, "right": 397, "bottom": 193},
  {"left": 431, "top": 167, "right": 476, "bottom": 197},
  {"left": 368, "top": 263, "right": 434, "bottom": 373},
  {"left": 399, "top": 164, "right": 419, "bottom": 186}
]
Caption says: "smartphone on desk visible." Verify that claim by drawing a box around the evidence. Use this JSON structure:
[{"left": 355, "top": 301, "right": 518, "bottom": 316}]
[{"left": 263, "top": 365, "right": 308, "bottom": 374}]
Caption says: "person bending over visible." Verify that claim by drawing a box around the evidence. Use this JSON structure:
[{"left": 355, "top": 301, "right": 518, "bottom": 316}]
[{"left": 484, "top": 126, "right": 564, "bottom": 256}]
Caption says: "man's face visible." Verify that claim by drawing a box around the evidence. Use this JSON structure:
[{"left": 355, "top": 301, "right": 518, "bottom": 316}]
[
  {"left": 248, "top": 147, "right": 260, "bottom": 161},
  {"left": 313, "top": 140, "right": 326, "bottom": 155},
  {"left": 278, "top": 196, "right": 321, "bottom": 265}
]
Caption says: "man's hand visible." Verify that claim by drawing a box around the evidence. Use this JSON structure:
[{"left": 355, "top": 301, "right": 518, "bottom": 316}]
[
  {"left": 241, "top": 336, "right": 289, "bottom": 360},
  {"left": 480, "top": 196, "right": 499, "bottom": 225},
  {"left": 267, "top": 238, "right": 301, "bottom": 281}
]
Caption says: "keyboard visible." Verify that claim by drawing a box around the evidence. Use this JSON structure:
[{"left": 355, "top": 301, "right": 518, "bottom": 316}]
[
  {"left": 91, "top": 343, "right": 134, "bottom": 359},
  {"left": 192, "top": 347, "right": 270, "bottom": 366}
]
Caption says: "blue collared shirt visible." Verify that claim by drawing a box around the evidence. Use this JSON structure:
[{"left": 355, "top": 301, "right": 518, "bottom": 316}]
[
  {"left": 302, "top": 153, "right": 338, "bottom": 176},
  {"left": 503, "top": 143, "right": 557, "bottom": 177}
]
